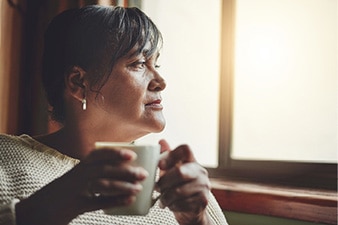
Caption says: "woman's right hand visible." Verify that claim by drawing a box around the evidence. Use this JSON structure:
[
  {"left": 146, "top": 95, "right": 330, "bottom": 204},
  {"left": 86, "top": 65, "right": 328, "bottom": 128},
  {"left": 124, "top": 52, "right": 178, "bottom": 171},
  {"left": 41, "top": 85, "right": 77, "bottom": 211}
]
[{"left": 15, "top": 148, "right": 148, "bottom": 225}]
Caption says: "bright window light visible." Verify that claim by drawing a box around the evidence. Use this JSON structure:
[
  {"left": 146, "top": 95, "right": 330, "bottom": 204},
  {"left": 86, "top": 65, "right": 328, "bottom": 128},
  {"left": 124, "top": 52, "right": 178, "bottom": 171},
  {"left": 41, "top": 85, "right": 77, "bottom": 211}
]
[
  {"left": 138, "top": 0, "right": 221, "bottom": 167},
  {"left": 232, "top": 0, "right": 337, "bottom": 163}
]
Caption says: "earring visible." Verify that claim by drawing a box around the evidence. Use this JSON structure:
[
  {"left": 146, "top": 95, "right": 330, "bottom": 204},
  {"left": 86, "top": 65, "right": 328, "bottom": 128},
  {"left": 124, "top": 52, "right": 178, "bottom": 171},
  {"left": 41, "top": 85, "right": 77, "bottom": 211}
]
[{"left": 82, "top": 98, "right": 87, "bottom": 111}]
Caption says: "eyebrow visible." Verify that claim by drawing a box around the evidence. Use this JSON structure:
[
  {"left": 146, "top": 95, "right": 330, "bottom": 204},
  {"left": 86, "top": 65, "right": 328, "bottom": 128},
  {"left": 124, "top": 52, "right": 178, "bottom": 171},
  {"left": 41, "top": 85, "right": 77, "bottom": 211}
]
[
  {"left": 124, "top": 44, "right": 160, "bottom": 60},
  {"left": 142, "top": 50, "right": 160, "bottom": 60}
]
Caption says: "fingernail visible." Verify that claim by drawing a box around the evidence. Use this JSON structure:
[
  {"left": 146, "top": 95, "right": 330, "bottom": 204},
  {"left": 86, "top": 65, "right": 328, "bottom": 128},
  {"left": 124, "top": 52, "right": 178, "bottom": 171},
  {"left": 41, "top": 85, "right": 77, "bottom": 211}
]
[
  {"left": 133, "top": 183, "right": 143, "bottom": 192},
  {"left": 124, "top": 196, "right": 136, "bottom": 205},
  {"left": 135, "top": 167, "right": 149, "bottom": 179},
  {"left": 120, "top": 149, "right": 137, "bottom": 160},
  {"left": 125, "top": 183, "right": 143, "bottom": 194},
  {"left": 179, "top": 165, "right": 194, "bottom": 179}
]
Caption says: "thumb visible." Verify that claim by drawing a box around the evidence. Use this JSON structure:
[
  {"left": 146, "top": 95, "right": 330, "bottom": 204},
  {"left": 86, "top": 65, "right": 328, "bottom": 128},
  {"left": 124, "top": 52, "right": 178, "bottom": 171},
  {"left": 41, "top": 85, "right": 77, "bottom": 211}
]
[
  {"left": 158, "top": 139, "right": 171, "bottom": 176},
  {"left": 159, "top": 139, "right": 171, "bottom": 154}
]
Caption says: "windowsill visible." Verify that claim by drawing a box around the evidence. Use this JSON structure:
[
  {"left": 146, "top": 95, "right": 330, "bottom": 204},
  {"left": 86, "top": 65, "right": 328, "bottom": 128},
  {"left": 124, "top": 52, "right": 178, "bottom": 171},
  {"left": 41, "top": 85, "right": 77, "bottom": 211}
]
[{"left": 210, "top": 178, "right": 337, "bottom": 225}]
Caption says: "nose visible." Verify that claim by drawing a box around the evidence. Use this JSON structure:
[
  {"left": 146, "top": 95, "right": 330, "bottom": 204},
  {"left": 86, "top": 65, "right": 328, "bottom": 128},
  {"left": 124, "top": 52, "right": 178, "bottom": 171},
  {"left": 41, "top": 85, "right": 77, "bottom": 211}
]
[{"left": 148, "top": 71, "right": 166, "bottom": 91}]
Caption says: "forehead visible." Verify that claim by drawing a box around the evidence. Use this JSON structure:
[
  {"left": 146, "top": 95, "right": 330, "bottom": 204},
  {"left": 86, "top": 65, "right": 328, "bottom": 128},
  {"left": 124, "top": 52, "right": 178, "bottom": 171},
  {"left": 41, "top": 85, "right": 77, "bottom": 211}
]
[{"left": 124, "top": 42, "right": 160, "bottom": 60}]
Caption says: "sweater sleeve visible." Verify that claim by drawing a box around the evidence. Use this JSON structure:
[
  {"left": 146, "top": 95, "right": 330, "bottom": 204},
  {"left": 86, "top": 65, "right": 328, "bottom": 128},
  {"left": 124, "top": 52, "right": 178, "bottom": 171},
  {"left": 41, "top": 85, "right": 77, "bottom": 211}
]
[
  {"left": 206, "top": 192, "right": 228, "bottom": 225},
  {"left": 0, "top": 199, "right": 20, "bottom": 225}
]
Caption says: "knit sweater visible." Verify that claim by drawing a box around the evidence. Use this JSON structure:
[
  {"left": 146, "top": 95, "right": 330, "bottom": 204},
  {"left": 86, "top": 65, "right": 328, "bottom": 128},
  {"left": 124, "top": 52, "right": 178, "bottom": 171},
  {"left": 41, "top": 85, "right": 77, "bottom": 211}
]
[{"left": 0, "top": 134, "right": 227, "bottom": 225}]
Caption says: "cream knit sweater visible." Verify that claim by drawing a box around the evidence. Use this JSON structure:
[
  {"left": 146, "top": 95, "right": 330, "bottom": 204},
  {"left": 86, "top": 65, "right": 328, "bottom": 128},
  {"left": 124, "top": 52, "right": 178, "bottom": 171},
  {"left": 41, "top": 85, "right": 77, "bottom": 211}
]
[{"left": 0, "top": 134, "right": 227, "bottom": 225}]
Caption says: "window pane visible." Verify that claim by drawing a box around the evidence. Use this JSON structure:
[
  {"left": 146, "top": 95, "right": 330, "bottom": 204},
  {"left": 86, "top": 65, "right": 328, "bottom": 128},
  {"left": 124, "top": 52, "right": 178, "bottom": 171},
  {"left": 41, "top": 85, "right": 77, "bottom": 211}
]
[
  {"left": 232, "top": 0, "right": 337, "bottom": 163},
  {"left": 138, "top": 0, "right": 221, "bottom": 167}
]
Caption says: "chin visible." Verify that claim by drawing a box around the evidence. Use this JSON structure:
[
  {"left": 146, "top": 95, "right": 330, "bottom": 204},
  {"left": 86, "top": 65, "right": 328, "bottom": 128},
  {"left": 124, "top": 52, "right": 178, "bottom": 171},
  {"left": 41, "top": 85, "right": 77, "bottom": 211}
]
[
  {"left": 149, "top": 119, "right": 166, "bottom": 133},
  {"left": 153, "top": 124, "right": 165, "bottom": 133}
]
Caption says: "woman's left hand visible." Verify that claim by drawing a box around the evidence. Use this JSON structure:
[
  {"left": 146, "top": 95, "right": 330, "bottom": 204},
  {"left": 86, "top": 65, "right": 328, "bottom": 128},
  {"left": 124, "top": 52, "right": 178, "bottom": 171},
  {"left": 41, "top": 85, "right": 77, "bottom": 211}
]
[{"left": 156, "top": 140, "right": 212, "bottom": 225}]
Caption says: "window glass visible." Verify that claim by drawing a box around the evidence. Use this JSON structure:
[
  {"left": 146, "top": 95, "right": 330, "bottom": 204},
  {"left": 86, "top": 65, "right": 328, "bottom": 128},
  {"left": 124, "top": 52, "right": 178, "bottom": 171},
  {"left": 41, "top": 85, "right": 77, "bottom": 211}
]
[
  {"left": 138, "top": 0, "right": 337, "bottom": 166},
  {"left": 232, "top": 0, "right": 337, "bottom": 163},
  {"left": 138, "top": 0, "right": 221, "bottom": 167}
]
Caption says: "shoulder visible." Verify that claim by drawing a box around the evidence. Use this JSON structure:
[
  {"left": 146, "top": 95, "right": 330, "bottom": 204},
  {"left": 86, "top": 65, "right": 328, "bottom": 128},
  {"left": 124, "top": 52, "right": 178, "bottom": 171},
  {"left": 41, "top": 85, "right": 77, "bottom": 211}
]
[
  {"left": 0, "top": 134, "right": 38, "bottom": 202},
  {"left": 0, "top": 134, "right": 77, "bottom": 202},
  {"left": 0, "top": 133, "right": 26, "bottom": 144},
  {"left": 0, "top": 134, "right": 31, "bottom": 158},
  {"left": 0, "top": 133, "right": 79, "bottom": 165},
  {"left": 0, "top": 134, "right": 44, "bottom": 175},
  {"left": 0, "top": 133, "right": 41, "bottom": 153},
  {"left": 0, "top": 134, "right": 39, "bottom": 150}
]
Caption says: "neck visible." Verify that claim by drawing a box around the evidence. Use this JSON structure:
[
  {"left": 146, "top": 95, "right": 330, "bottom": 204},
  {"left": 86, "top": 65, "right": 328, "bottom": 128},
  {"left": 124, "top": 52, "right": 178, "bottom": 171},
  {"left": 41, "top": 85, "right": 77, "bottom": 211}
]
[
  {"left": 35, "top": 123, "right": 143, "bottom": 160},
  {"left": 35, "top": 127, "right": 91, "bottom": 159}
]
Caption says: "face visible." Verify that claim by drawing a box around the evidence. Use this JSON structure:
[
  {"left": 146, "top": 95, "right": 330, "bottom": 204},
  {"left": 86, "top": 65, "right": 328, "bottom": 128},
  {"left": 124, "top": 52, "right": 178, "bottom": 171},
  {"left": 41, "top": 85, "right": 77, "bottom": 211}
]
[{"left": 86, "top": 44, "right": 166, "bottom": 141}]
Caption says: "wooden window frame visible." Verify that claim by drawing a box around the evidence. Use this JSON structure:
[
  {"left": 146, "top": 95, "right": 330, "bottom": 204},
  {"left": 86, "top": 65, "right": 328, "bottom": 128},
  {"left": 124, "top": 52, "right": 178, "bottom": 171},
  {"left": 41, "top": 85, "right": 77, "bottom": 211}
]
[
  {"left": 209, "top": 0, "right": 337, "bottom": 188},
  {"left": 207, "top": 0, "right": 337, "bottom": 224}
]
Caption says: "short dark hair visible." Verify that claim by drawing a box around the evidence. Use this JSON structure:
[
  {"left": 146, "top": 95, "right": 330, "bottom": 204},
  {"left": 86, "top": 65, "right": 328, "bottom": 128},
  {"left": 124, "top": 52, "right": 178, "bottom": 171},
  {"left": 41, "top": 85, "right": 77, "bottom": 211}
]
[{"left": 42, "top": 5, "right": 162, "bottom": 123}]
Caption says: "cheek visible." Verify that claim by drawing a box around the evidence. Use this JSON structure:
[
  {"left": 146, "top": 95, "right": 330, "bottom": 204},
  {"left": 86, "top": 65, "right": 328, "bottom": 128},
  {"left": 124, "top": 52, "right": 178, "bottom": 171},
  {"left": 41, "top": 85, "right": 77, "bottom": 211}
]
[{"left": 104, "top": 83, "right": 146, "bottom": 112}]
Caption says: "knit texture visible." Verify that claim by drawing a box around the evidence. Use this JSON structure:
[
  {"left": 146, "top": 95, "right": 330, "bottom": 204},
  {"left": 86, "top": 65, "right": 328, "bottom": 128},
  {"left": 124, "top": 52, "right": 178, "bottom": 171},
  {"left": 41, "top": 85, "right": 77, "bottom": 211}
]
[{"left": 0, "top": 134, "right": 227, "bottom": 225}]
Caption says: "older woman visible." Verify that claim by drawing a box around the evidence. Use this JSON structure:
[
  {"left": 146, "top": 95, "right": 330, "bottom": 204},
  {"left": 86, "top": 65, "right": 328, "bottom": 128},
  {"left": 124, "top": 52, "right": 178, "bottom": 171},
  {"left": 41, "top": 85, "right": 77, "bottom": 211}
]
[{"left": 0, "top": 5, "right": 227, "bottom": 225}]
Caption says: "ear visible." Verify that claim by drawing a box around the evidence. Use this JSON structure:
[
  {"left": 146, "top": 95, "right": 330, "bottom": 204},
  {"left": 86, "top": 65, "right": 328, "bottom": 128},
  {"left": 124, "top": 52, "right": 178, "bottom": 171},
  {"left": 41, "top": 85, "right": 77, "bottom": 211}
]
[{"left": 65, "top": 66, "right": 88, "bottom": 102}]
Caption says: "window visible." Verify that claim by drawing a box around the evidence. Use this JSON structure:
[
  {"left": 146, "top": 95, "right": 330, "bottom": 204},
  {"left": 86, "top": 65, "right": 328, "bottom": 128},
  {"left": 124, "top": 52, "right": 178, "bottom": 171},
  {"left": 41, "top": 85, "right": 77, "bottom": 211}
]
[
  {"left": 231, "top": 0, "right": 337, "bottom": 163},
  {"left": 138, "top": 0, "right": 337, "bottom": 185},
  {"left": 215, "top": 0, "right": 337, "bottom": 184},
  {"left": 139, "top": 0, "right": 221, "bottom": 167}
]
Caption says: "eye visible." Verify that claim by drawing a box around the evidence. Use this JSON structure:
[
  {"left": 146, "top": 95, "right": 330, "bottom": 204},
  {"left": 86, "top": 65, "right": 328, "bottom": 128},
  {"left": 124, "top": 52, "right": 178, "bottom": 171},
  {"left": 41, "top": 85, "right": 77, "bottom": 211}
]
[{"left": 129, "top": 60, "right": 146, "bottom": 71}]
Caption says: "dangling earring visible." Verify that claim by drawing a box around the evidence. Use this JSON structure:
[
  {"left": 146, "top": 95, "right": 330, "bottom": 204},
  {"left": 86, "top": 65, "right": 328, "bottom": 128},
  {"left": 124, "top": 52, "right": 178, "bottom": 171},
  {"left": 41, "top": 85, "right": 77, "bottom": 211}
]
[{"left": 82, "top": 98, "right": 87, "bottom": 111}]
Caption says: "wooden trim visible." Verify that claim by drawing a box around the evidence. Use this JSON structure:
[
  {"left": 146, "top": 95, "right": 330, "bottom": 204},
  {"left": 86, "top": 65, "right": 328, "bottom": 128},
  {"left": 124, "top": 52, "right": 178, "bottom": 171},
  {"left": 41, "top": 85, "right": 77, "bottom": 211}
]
[
  {"left": 217, "top": 0, "right": 337, "bottom": 190},
  {"left": 218, "top": 0, "right": 235, "bottom": 167},
  {"left": 211, "top": 178, "right": 338, "bottom": 224},
  {"left": 0, "top": 0, "right": 24, "bottom": 134},
  {"left": 208, "top": 162, "right": 337, "bottom": 190}
]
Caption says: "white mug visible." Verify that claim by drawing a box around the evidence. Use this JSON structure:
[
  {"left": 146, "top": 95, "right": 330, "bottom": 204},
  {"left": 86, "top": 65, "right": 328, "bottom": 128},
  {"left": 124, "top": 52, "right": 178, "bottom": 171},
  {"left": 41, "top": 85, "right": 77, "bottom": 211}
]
[{"left": 94, "top": 142, "right": 160, "bottom": 215}]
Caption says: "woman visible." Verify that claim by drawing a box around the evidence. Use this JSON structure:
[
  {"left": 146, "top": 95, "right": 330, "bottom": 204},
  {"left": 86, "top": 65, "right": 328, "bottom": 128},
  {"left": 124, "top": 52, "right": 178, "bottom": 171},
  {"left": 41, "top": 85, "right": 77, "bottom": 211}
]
[{"left": 0, "top": 5, "right": 227, "bottom": 225}]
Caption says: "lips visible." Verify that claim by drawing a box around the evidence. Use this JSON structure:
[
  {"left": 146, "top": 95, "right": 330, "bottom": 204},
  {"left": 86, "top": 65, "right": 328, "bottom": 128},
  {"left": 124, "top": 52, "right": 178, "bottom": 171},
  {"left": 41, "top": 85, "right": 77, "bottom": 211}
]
[{"left": 145, "top": 99, "right": 163, "bottom": 109}]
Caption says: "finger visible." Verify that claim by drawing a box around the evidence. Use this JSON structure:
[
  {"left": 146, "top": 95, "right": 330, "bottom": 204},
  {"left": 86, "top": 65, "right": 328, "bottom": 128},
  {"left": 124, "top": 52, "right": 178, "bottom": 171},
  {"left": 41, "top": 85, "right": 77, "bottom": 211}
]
[
  {"left": 84, "top": 148, "right": 137, "bottom": 164},
  {"left": 84, "top": 163, "right": 148, "bottom": 197},
  {"left": 158, "top": 139, "right": 171, "bottom": 176},
  {"left": 91, "top": 179, "right": 143, "bottom": 196},
  {"left": 158, "top": 145, "right": 196, "bottom": 170},
  {"left": 82, "top": 194, "right": 137, "bottom": 213},
  {"left": 158, "top": 151, "right": 170, "bottom": 176},
  {"left": 156, "top": 162, "right": 206, "bottom": 191},
  {"left": 171, "top": 177, "right": 211, "bottom": 197},
  {"left": 88, "top": 163, "right": 148, "bottom": 180},
  {"left": 159, "top": 139, "right": 171, "bottom": 153},
  {"left": 158, "top": 169, "right": 210, "bottom": 206}
]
